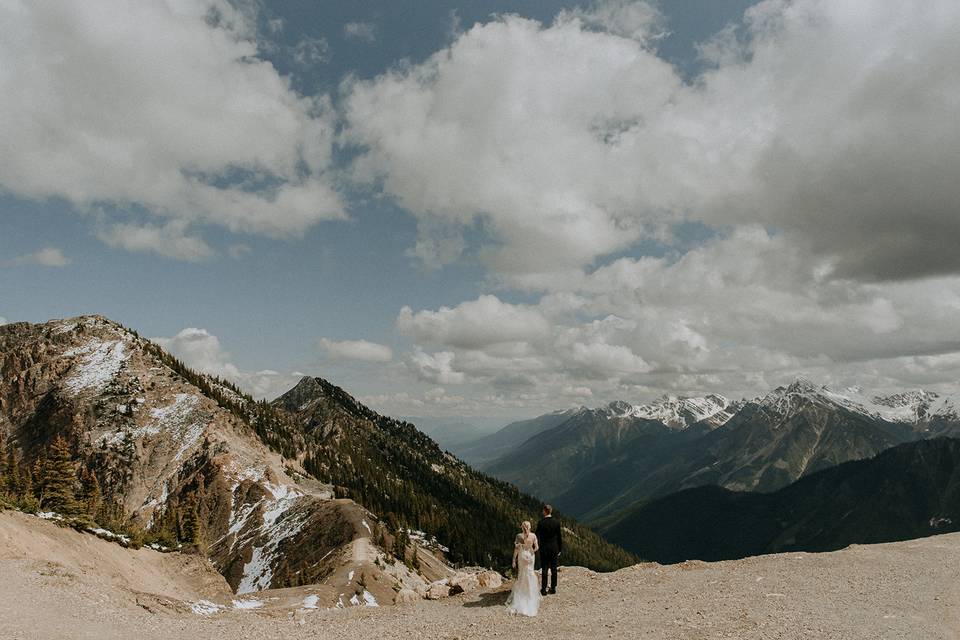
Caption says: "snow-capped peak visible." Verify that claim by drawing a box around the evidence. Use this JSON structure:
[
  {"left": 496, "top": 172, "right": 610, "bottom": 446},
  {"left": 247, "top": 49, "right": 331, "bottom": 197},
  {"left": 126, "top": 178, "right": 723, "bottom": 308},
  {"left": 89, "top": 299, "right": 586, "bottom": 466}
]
[
  {"left": 602, "top": 394, "right": 734, "bottom": 430},
  {"left": 759, "top": 378, "right": 960, "bottom": 424}
]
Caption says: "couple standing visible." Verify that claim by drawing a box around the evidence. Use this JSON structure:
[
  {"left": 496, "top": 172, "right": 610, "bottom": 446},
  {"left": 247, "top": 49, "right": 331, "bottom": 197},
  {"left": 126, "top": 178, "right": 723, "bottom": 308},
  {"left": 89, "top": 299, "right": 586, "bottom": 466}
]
[{"left": 506, "top": 504, "right": 563, "bottom": 617}]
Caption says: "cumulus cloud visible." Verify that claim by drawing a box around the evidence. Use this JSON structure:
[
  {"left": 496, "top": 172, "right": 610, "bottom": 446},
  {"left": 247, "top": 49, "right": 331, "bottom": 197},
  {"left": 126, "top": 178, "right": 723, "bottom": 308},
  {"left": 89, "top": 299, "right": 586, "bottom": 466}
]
[
  {"left": 0, "top": 317, "right": 8, "bottom": 325},
  {"left": 97, "top": 222, "right": 215, "bottom": 261},
  {"left": 393, "top": 228, "right": 960, "bottom": 405},
  {"left": 344, "top": 21, "right": 377, "bottom": 43},
  {"left": 153, "top": 327, "right": 301, "bottom": 399},
  {"left": 318, "top": 337, "right": 393, "bottom": 362},
  {"left": 397, "top": 295, "right": 551, "bottom": 349},
  {"left": 407, "top": 350, "right": 466, "bottom": 385},
  {"left": 343, "top": 0, "right": 960, "bottom": 282},
  {"left": 11, "top": 247, "right": 71, "bottom": 267},
  {"left": 0, "top": 0, "right": 344, "bottom": 259},
  {"left": 558, "top": 0, "right": 667, "bottom": 42}
]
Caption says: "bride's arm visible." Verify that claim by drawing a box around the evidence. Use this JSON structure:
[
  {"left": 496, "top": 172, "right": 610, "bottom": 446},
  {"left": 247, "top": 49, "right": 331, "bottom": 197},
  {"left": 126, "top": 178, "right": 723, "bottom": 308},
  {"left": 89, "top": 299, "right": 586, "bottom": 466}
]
[
  {"left": 532, "top": 534, "right": 539, "bottom": 553},
  {"left": 512, "top": 534, "right": 521, "bottom": 568}
]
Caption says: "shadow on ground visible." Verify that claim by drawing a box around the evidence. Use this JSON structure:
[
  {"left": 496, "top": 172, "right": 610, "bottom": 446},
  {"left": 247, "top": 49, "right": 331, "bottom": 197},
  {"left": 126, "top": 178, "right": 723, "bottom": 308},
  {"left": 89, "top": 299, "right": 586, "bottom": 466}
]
[{"left": 462, "top": 590, "right": 510, "bottom": 608}]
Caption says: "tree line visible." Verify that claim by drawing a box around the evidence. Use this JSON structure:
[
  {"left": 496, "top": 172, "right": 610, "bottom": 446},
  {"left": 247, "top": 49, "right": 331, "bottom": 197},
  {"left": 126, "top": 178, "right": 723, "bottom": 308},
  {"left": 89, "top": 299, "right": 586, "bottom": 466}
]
[{"left": 0, "top": 430, "right": 203, "bottom": 550}]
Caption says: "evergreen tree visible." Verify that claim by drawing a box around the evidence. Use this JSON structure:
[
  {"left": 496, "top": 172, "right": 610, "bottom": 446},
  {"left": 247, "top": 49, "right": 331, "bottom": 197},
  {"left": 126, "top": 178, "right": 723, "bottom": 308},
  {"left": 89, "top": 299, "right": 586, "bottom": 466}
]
[
  {"left": 31, "top": 455, "right": 46, "bottom": 502},
  {"left": 6, "top": 448, "right": 21, "bottom": 497},
  {"left": 41, "top": 436, "right": 79, "bottom": 515},
  {"left": 78, "top": 469, "right": 101, "bottom": 517},
  {"left": 0, "top": 433, "right": 7, "bottom": 491},
  {"left": 181, "top": 491, "right": 203, "bottom": 547},
  {"left": 392, "top": 526, "right": 409, "bottom": 560}
]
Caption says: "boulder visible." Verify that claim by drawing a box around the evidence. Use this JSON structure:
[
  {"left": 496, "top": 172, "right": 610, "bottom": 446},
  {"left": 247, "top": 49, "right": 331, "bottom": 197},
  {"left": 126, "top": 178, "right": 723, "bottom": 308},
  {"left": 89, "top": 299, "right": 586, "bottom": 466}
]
[
  {"left": 425, "top": 580, "right": 451, "bottom": 600},
  {"left": 448, "top": 572, "right": 480, "bottom": 594},
  {"left": 477, "top": 570, "right": 503, "bottom": 589},
  {"left": 393, "top": 588, "right": 420, "bottom": 605}
]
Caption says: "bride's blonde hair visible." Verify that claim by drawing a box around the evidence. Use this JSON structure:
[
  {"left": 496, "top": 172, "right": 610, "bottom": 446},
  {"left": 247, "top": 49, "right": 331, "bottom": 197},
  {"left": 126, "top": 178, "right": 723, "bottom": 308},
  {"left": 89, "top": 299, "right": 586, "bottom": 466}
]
[{"left": 521, "top": 520, "right": 531, "bottom": 533}]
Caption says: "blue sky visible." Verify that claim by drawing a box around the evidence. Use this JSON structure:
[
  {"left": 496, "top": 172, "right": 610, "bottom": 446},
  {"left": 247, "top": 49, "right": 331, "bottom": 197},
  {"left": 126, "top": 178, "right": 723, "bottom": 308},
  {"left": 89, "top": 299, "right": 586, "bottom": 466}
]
[{"left": 3, "top": 0, "right": 960, "bottom": 418}]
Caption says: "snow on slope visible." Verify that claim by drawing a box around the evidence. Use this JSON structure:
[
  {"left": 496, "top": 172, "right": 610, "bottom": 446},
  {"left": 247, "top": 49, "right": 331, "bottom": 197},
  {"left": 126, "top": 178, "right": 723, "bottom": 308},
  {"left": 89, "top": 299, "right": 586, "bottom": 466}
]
[
  {"left": 602, "top": 395, "right": 734, "bottom": 429},
  {"left": 759, "top": 378, "right": 960, "bottom": 424}
]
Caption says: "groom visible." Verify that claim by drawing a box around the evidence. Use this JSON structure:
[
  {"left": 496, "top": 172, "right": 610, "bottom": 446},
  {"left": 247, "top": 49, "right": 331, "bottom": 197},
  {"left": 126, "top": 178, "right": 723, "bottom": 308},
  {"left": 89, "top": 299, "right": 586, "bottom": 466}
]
[{"left": 535, "top": 504, "right": 562, "bottom": 595}]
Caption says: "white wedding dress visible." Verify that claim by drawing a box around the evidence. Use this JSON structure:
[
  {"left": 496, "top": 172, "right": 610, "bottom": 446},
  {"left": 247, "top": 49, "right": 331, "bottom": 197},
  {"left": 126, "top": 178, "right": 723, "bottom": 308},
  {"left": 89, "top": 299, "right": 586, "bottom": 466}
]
[{"left": 506, "top": 533, "right": 541, "bottom": 617}]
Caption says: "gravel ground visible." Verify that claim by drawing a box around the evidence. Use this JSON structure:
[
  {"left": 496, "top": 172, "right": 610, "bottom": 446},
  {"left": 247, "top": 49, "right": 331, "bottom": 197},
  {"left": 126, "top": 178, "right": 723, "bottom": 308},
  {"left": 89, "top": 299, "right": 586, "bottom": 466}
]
[{"left": 2, "top": 511, "right": 959, "bottom": 640}]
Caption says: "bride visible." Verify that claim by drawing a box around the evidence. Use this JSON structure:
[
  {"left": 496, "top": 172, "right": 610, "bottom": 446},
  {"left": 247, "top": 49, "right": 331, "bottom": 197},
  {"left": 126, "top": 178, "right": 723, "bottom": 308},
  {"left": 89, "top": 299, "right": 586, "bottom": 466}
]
[{"left": 505, "top": 520, "right": 541, "bottom": 617}]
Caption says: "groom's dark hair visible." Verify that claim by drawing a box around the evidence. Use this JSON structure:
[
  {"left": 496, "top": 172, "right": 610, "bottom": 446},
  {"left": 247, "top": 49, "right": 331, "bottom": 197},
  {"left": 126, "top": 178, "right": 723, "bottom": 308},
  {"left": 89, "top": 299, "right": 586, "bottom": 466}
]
[{"left": 543, "top": 504, "right": 553, "bottom": 515}]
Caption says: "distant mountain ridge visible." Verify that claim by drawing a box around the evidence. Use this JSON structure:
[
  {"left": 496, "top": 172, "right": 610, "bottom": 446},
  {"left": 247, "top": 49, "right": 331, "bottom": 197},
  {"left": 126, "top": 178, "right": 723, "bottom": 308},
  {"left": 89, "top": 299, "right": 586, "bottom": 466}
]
[
  {"left": 481, "top": 378, "right": 960, "bottom": 525},
  {"left": 602, "top": 437, "right": 960, "bottom": 563}
]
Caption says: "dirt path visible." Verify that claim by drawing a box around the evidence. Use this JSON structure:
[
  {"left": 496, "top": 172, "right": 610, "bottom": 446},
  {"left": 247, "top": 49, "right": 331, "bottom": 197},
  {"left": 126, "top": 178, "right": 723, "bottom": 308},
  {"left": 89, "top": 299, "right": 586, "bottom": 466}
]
[{"left": 2, "top": 510, "right": 959, "bottom": 640}]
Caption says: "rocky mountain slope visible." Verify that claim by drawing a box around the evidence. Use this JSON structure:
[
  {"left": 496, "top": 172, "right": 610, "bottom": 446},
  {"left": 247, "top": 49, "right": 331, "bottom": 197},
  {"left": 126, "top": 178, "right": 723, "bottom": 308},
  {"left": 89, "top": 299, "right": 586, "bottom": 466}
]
[
  {"left": 270, "top": 376, "right": 634, "bottom": 570},
  {"left": 603, "top": 437, "right": 960, "bottom": 563},
  {"left": 0, "top": 315, "right": 634, "bottom": 605},
  {"left": 484, "top": 380, "right": 960, "bottom": 523},
  {"left": 4, "top": 506, "right": 960, "bottom": 639},
  {"left": 0, "top": 316, "right": 481, "bottom": 604}
]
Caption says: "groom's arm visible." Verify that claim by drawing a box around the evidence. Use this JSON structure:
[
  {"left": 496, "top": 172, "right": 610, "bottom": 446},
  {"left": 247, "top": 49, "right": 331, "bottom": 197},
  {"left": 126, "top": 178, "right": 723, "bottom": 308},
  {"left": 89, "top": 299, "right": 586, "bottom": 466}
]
[{"left": 557, "top": 521, "right": 563, "bottom": 554}]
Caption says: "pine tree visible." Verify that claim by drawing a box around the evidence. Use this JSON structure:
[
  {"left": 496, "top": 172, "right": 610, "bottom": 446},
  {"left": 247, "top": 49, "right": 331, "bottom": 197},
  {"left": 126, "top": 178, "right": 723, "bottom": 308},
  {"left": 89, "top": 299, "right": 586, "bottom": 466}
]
[
  {"left": 0, "top": 433, "right": 7, "bottom": 492},
  {"left": 181, "top": 491, "right": 202, "bottom": 547},
  {"left": 31, "top": 455, "right": 45, "bottom": 501},
  {"left": 392, "top": 526, "right": 409, "bottom": 560},
  {"left": 78, "top": 469, "right": 101, "bottom": 517},
  {"left": 6, "top": 448, "right": 22, "bottom": 497},
  {"left": 41, "top": 436, "right": 78, "bottom": 515}
]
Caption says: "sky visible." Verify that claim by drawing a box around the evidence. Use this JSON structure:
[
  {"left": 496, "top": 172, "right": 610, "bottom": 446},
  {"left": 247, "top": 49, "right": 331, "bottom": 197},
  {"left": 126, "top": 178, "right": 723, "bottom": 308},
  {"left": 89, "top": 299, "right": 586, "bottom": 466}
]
[{"left": 2, "top": 0, "right": 960, "bottom": 420}]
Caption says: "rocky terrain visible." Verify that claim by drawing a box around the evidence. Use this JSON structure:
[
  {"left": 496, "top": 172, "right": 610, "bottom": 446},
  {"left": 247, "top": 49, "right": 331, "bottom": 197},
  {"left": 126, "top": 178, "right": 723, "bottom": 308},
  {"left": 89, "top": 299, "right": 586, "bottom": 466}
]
[
  {"left": 2, "top": 508, "right": 959, "bottom": 639},
  {"left": 0, "top": 316, "right": 480, "bottom": 605}
]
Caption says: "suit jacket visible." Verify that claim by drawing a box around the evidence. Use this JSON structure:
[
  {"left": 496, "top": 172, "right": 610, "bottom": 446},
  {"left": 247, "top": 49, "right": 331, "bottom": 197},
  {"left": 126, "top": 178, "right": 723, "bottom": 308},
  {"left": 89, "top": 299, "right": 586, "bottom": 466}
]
[{"left": 535, "top": 516, "right": 562, "bottom": 556}]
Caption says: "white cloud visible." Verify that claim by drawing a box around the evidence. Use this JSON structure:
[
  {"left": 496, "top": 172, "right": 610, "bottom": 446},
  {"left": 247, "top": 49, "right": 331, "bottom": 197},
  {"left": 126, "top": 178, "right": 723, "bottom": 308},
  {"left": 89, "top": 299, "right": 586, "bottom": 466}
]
[
  {"left": 153, "top": 327, "right": 301, "bottom": 399},
  {"left": 291, "top": 36, "right": 330, "bottom": 66},
  {"left": 344, "top": 21, "right": 377, "bottom": 43},
  {"left": 558, "top": 0, "right": 667, "bottom": 42},
  {"left": 407, "top": 350, "right": 466, "bottom": 385},
  {"left": 0, "top": 317, "right": 8, "bottom": 326},
  {"left": 344, "top": 0, "right": 960, "bottom": 281},
  {"left": 97, "top": 222, "right": 215, "bottom": 262},
  {"left": 318, "top": 337, "right": 393, "bottom": 362},
  {"left": 11, "top": 247, "right": 71, "bottom": 267},
  {"left": 391, "top": 228, "right": 960, "bottom": 406},
  {"left": 397, "top": 295, "right": 551, "bottom": 349},
  {"left": 0, "top": 0, "right": 344, "bottom": 259}
]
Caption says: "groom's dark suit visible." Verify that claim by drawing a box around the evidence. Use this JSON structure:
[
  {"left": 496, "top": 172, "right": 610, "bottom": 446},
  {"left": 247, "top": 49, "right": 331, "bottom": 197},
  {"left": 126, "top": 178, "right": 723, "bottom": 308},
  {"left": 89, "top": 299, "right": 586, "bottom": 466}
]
[{"left": 535, "top": 515, "right": 562, "bottom": 593}]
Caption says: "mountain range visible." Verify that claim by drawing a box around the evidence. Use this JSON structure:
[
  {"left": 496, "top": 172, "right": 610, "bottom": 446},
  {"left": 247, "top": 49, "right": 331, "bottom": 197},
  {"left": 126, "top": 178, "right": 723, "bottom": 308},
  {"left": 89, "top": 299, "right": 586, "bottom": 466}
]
[
  {"left": 477, "top": 379, "right": 960, "bottom": 527},
  {"left": 0, "top": 315, "right": 634, "bottom": 607}
]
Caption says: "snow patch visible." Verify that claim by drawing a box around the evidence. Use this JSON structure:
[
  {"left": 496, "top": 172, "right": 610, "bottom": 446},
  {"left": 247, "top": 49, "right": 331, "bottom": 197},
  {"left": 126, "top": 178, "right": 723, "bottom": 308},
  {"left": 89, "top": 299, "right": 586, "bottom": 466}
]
[
  {"left": 87, "top": 527, "right": 131, "bottom": 545},
  {"left": 348, "top": 591, "right": 379, "bottom": 607},
  {"left": 98, "top": 394, "right": 205, "bottom": 460},
  {"left": 361, "top": 520, "right": 372, "bottom": 534},
  {"left": 232, "top": 599, "right": 264, "bottom": 610},
  {"left": 301, "top": 595, "right": 319, "bottom": 610},
  {"left": 62, "top": 340, "right": 127, "bottom": 394},
  {"left": 191, "top": 600, "right": 224, "bottom": 615},
  {"left": 235, "top": 483, "right": 307, "bottom": 594}
]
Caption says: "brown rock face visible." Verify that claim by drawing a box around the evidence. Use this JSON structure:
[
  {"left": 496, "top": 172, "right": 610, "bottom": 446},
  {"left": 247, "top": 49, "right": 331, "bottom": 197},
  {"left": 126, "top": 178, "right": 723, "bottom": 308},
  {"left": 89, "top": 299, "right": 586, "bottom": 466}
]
[{"left": 0, "top": 316, "right": 448, "bottom": 605}]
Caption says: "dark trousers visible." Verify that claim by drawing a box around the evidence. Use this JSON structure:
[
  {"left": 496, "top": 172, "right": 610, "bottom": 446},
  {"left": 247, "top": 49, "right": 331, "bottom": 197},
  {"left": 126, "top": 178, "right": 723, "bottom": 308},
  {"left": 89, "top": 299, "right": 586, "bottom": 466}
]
[{"left": 540, "top": 551, "right": 558, "bottom": 592}]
